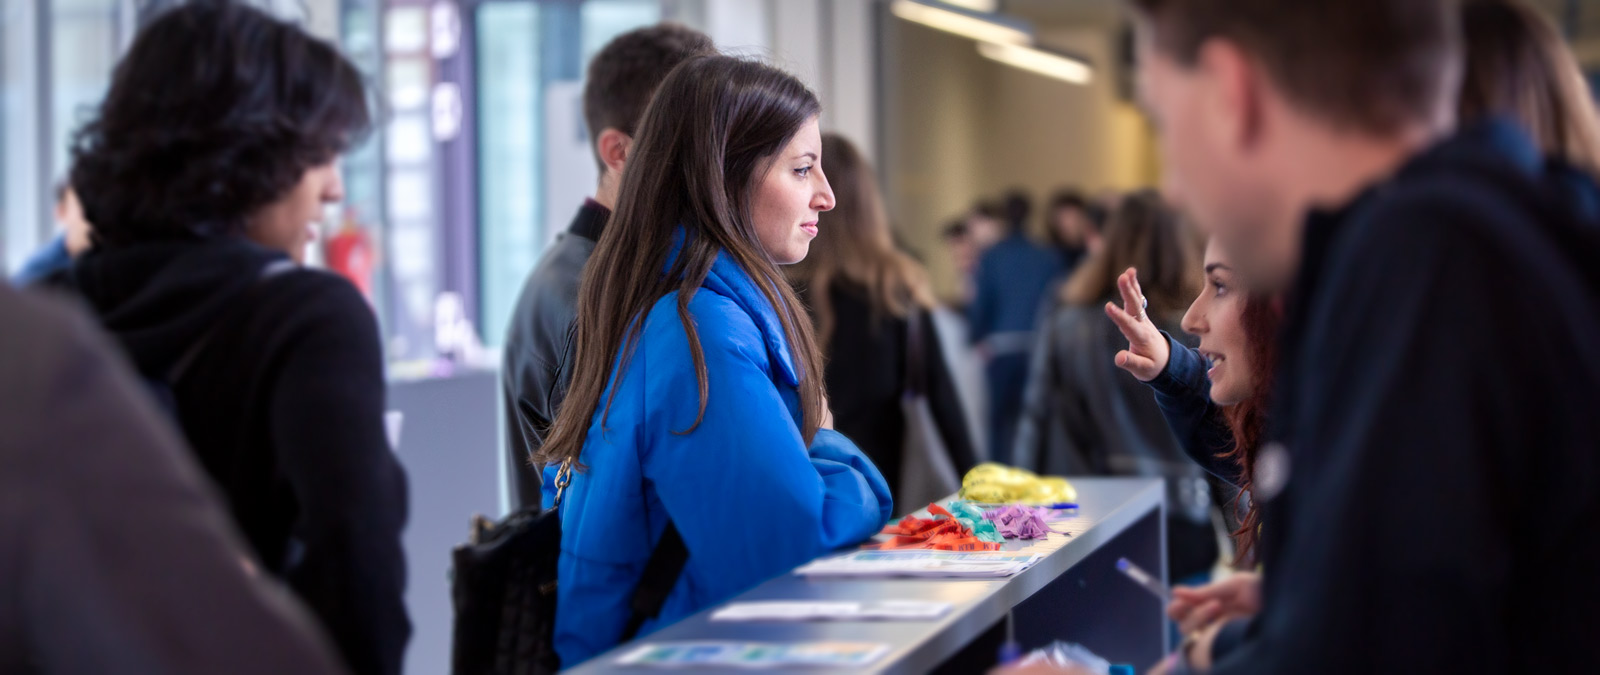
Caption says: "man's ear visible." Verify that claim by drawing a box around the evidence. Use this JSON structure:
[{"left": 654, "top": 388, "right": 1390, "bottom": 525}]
[
  {"left": 596, "top": 127, "right": 632, "bottom": 179},
  {"left": 1198, "top": 38, "right": 1267, "bottom": 153}
]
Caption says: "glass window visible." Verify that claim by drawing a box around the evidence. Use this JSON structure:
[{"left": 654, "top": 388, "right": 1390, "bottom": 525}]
[
  {"left": 475, "top": 1, "right": 543, "bottom": 348},
  {"left": 2, "top": 0, "right": 127, "bottom": 277},
  {"left": 476, "top": 0, "right": 660, "bottom": 347}
]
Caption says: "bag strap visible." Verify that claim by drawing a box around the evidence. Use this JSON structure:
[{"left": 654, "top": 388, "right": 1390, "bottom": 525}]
[
  {"left": 554, "top": 460, "right": 688, "bottom": 643},
  {"left": 620, "top": 522, "right": 688, "bottom": 641},
  {"left": 903, "top": 308, "right": 928, "bottom": 397}
]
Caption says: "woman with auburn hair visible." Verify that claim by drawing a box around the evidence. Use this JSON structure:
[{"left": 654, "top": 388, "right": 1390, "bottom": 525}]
[
  {"left": 785, "top": 133, "right": 977, "bottom": 507},
  {"left": 539, "top": 55, "right": 891, "bottom": 666}
]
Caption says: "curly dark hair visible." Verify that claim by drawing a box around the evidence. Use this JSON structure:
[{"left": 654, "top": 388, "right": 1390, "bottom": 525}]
[{"left": 71, "top": 0, "right": 370, "bottom": 248}]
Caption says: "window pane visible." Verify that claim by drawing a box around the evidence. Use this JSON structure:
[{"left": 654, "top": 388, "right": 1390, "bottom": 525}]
[
  {"left": 477, "top": 0, "right": 660, "bottom": 348},
  {"left": 475, "top": 1, "right": 542, "bottom": 348}
]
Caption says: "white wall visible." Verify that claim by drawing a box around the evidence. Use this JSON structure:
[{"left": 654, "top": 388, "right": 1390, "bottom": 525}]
[{"left": 678, "top": 0, "right": 879, "bottom": 163}]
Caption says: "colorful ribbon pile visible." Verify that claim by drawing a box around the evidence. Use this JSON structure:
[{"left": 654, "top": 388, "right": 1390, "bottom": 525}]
[
  {"left": 982, "top": 504, "right": 1065, "bottom": 540},
  {"left": 959, "top": 463, "right": 1078, "bottom": 506},
  {"left": 864, "top": 504, "right": 1003, "bottom": 551}
]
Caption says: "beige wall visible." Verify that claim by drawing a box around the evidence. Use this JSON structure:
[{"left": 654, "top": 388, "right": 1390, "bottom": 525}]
[{"left": 882, "top": 15, "right": 1158, "bottom": 299}]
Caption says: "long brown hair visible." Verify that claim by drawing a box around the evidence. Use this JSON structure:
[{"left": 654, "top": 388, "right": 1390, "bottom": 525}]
[
  {"left": 1219, "top": 293, "right": 1281, "bottom": 567},
  {"left": 1459, "top": 0, "right": 1600, "bottom": 170},
  {"left": 1061, "top": 190, "right": 1200, "bottom": 315},
  {"left": 539, "top": 56, "right": 827, "bottom": 467},
  {"left": 785, "top": 133, "right": 934, "bottom": 348}
]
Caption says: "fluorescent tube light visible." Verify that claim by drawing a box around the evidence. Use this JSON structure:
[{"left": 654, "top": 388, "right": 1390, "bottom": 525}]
[
  {"left": 890, "top": 0, "right": 1029, "bottom": 46},
  {"left": 978, "top": 41, "right": 1094, "bottom": 85},
  {"left": 942, "top": 0, "right": 1000, "bottom": 11}
]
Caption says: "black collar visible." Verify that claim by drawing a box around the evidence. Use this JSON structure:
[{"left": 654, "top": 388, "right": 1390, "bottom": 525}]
[{"left": 568, "top": 199, "right": 612, "bottom": 242}]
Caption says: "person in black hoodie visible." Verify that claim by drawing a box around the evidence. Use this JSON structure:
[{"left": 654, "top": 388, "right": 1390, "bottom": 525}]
[
  {"left": 1107, "top": 1, "right": 1600, "bottom": 674},
  {"left": 66, "top": 3, "right": 409, "bottom": 674}
]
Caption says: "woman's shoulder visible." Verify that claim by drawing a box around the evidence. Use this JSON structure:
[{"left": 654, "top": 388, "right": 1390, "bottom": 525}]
[
  {"left": 640, "top": 289, "right": 766, "bottom": 363},
  {"left": 248, "top": 267, "right": 380, "bottom": 342}
]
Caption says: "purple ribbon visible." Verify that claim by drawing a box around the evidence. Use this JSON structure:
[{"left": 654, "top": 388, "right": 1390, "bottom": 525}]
[{"left": 982, "top": 504, "right": 1066, "bottom": 540}]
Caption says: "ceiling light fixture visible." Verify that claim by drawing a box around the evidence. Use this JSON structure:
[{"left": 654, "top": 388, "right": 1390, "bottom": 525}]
[
  {"left": 890, "top": 0, "right": 1030, "bottom": 46},
  {"left": 977, "top": 41, "right": 1094, "bottom": 85},
  {"left": 940, "top": 0, "right": 1000, "bottom": 12}
]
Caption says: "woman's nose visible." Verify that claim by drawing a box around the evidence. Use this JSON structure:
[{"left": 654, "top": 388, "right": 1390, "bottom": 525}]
[
  {"left": 813, "top": 171, "right": 836, "bottom": 212},
  {"left": 1181, "top": 298, "right": 1205, "bottom": 335}
]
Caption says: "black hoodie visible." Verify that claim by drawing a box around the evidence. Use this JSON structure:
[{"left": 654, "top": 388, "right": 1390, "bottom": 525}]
[
  {"left": 73, "top": 237, "right": 411, "bottom": 675},
  {"left": 1186, "top": 121, "right": 1600, "bottom": 674}
]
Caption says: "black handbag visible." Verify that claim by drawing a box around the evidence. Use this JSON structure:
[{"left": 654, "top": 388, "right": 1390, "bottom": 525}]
[{"left": 450, "top": 462, "right": 689, "bottom": 675}]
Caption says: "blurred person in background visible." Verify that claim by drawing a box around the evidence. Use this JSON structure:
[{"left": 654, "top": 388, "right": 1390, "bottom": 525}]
[
  {"left": 0, "top": 284, "right": 346, "bottom": 675},
  {"left": 966, "top": 200, "right": 1007, "bottom": 250},
  {"left": 10, "top": 181, "right": 93, "bottom": 288},
  {"left": 1013, "top": 191, "right": 1219, "bottom": 583},
  {"left": 1459, "top": 0, "right": 1600, "bottom": 171},
  {"left": 66, "top": 3, "right": 409, "bottom": 673},
  {"left": 538, "top": 56, "right": 891, "bottom": 666},
  {"left": 788, "top": 133, "right": 978, "bottom": 506},
  {"left": 967, "top": 190, "right": 1064, "bottom": 463},
  {"left": 501, "top": 23, "right": 715, "bottom": 509},
  {"left": 942, "top": 220, "right": 978, "bottom": 307},
  {"left": 1044, "top": 189, "right": 1106, "bottom": 273}
]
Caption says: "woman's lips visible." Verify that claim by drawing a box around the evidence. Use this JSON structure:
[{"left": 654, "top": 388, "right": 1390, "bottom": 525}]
[
  {"left": 1205, "top": 353, "right": 1225, "bottom": 380},
  {"left": 800, "top": 221, "right": 819, "bottom": 237}
]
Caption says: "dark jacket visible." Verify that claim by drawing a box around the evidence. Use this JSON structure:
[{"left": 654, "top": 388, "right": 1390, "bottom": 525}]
[
  {"left": 1015, "top": 303, "right": 1219, "bottom": 580},
  {"left": 805, "top": 281, "right": 978, "bottom": 504},
  {"left": 72, "top": 238, "right": 411, "bottom": 675},
  {"left": 1196, "top": 121, "right": 1600, "bottom": 674},
  {"left": 501, "top": 200, "right": 609, "bottom": 508},
  {"left": 0, "top": 284, "right": 346, "bottom": 675},
  {"left": 1146, "top": 333, "right": 1245, "bottom": 486}
]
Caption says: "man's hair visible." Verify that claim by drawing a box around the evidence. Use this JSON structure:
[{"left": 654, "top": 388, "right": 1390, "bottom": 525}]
[
  {"left": 583, "top": 22, "right": 714, "bottom": 173},
  {"left": 1002, "top": 190, "right": 1032, "bottom": 232},
  {"left": 1049, "top": 189, "right": 1089, "bottom": 214},
  {"left": 1130, "top": 0, "right": 1462, "bottom": 134}
]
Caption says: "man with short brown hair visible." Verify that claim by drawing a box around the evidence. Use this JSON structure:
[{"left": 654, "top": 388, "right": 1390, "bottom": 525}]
[{"left": 1120, "top": 1, "right": 1600, "bottom": 674}]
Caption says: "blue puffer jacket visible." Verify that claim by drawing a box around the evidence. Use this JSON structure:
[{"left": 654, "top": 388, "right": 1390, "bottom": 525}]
[{"left": 545, "top": 235, "right": 894, "bottom": 668}]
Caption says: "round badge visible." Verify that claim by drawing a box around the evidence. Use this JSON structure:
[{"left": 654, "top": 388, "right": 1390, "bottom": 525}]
[{"left": 1254, "top": 442, "right": 1292, "bottom": 502}]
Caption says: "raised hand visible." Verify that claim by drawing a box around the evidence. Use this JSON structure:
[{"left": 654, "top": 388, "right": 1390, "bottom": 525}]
[{"left": 1103, "top": 267, "right": 1171, "bottom": 382}]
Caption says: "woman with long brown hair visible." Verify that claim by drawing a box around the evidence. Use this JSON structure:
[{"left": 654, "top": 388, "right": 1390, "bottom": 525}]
[
  {"left": 1014, "top": 191, "right": 1221, "bottom": 583},
  {"left": 537, "top": 55, "right": 892, "bottom": 666},
  {"left": 1459, "top": 0, "right": 1600, "bottom": 170},
  {"left": 785, "top": 133, "right": 977, "bottom": 507}
]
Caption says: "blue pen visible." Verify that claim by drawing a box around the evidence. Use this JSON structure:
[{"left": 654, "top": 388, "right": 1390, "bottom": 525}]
[{"left": 1047, "top": 502, "right": 1079, "bottom": 510}]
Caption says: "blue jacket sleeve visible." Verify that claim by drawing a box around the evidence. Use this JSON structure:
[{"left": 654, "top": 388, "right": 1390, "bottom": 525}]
[
  {"left": 1146, "top": 332, "right": 1242, "bottom": 486},
  {"left": 639, "top": 297, "right": 893, "bottom": 605}
]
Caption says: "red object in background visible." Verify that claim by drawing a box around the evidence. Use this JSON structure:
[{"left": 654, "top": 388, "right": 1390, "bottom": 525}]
[{"left": 325, "top": 213, "right": 376, "bottom": 299}]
